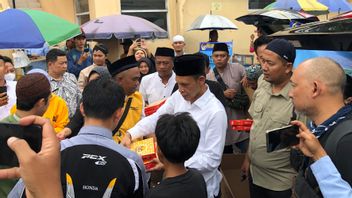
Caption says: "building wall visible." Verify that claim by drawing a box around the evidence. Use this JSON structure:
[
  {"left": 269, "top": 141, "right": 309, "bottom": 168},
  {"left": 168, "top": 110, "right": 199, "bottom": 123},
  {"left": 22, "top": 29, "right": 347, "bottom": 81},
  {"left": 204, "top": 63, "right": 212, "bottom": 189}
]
[{"left": 39, "top": 0, "right": 75, "bottom": 23}]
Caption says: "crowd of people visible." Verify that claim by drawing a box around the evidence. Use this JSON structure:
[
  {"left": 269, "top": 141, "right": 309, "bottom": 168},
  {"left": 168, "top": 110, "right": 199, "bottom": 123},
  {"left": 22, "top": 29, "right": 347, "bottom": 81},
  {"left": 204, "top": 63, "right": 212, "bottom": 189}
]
[{"left": 0, "top": 30, "right": 351, "bottom": 198}]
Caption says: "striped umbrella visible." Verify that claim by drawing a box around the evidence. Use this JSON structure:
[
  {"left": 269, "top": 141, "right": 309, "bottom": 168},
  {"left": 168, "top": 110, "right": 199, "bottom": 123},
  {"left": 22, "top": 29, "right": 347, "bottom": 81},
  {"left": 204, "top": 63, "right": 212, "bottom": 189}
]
[
  {"left": 272, "top": 0, "right": 329, "bottom": 15},
  {"left": 318, "top": 0, "right": 352, "bottom": 12},
  {"left": 0, "top": 9, "right": 81, "bottom": 49}
]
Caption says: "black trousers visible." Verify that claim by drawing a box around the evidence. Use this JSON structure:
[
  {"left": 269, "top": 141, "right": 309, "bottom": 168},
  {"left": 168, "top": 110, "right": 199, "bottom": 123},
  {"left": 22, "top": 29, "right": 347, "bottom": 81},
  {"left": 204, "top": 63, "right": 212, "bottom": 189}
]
[{"left": 249, "top": 173, "right": 292, "bottom": 198}]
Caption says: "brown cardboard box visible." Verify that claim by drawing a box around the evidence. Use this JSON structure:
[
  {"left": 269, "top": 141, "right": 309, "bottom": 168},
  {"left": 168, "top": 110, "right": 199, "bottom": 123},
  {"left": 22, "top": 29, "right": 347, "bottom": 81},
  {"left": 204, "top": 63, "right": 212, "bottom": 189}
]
[{"left": 220, "top": 154, "right": 250, "bottom": 198}]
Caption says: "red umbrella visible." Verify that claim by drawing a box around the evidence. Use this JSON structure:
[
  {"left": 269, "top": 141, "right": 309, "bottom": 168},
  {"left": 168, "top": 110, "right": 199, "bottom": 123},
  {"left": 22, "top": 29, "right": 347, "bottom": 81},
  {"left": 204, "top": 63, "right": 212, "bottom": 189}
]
[{"left": 332, "top": 11, "right": 352, "bottom": 20}]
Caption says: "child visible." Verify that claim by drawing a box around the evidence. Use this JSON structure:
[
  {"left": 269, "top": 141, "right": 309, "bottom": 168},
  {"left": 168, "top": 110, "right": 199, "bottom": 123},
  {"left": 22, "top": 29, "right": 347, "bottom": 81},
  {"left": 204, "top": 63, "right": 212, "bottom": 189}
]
[{"left": 149, "top": 112, "right": 207, "bottom": 198}]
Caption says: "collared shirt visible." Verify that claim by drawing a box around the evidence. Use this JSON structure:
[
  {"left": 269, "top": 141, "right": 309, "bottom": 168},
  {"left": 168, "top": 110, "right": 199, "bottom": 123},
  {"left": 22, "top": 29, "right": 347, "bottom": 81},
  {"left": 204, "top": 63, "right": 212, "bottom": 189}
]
[
  {"left": 139, "top": 72, "right": 176, "bottom": 105},
  {"left": 50, "top": 72, "right": 81, "bottom": 118},
  {"left": 67, "top": 48, "right": 93, "bottom": 77},
  {"left": 248, "top": 75, "right": 304, "bottom": 191},
  {"left": 61, "top": 125, "right": 148, "bottom": 196},
  {"left": 0, "top": 80, "right": 16, "bottom": 120},
  {"left": 128, "top": 88, "right": 227, "bottom": 198},
  {"left": 311, "top": 156, "right": 352, "bottom": 198},
  {"left": 208, "top": 63, "right": 248, "bottom": 144}
]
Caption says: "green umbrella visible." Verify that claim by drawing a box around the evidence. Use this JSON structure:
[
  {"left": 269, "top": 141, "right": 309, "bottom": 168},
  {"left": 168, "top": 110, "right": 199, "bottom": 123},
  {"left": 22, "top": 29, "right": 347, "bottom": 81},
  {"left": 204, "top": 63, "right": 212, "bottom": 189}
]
[{"left": 0, "top": 9, "right": 81, "bottom": 48}]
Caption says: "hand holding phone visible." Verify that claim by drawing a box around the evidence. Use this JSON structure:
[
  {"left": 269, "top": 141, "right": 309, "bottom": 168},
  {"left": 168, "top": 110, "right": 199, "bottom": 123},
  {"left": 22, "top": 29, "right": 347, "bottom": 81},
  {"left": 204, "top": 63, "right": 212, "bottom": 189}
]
[
  {"left": 266, "top": 125, "right": 299, "bottom": 152},
  {"left": 0, "top": 123, "right": 42, "bottom": 167},
  {"left": 135, "top": 38, "right": 142, "bottom": 47},
  {"left": 0, "top": 92, "right": 8, "bottom": 106},
  {"left": 0, "top": 116, "right": 62, "bottom": 197},
  {"left": 291, "top": 120, "right": 327, "bottom": 161}
]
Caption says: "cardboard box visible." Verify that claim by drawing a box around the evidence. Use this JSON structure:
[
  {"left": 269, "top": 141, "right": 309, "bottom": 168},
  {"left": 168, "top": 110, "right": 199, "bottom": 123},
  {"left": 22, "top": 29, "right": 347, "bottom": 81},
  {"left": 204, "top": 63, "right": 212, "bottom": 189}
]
[{"left": 220, "top": 154, "right": 250, "bottom": 198}]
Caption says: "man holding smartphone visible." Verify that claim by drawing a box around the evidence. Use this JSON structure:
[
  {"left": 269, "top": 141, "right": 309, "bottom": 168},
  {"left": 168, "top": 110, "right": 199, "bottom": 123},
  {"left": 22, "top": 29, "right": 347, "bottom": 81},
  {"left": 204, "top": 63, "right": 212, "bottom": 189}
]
[
  {"left": 0, "top": 55, "right": 16, "bottom": 120},
  {"left": 67, "top": 33, "right": 93, "bottom": 78},
  {"left": 289, "top": 57, "right": 352, "bottom": 197},
  {"left": 1, "top": 73, "right": 51, "bottom": 196}
]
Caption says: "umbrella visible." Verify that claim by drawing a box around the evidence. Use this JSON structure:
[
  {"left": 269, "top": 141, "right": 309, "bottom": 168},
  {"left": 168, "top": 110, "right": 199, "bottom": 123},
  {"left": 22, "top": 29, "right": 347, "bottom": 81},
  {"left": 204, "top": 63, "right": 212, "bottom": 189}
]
[
  {"left": 236, "top": 9, "right": 319, "bottom": 26},
  {"left": 81, "top": 14, "right": 168, "bottom": 39},
  {"left": 188, "top": 14, "right": 238, "bottom": 31},
  {"left": 318, "top": 0, "right": 352, "bottom": 12},
  {"left": 332, "top": 11, "right": 352, "bottom": 20},
  {"left": 0, "top": 9, "right": 81, "bottom": 49},
  {"left": 274, "top": 0, "right": 329, "bottom": 15}
]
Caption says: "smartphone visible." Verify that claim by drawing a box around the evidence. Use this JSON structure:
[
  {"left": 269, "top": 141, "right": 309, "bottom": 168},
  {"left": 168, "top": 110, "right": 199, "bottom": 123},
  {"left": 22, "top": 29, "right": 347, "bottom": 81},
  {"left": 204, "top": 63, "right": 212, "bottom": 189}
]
[
  {"left": 84, "top": 43, "right": 90, "bottom": 53},
  {"left": 0, "top": 86, "right": 7, "bottom": 94},
  {"left": 266, "top": 125, "right": 299, "bottom": 153},
  {"left": 0, "top": 123, "right": 42, "bottom": 167},
  {"left": 135, "top": 38, "right": 141, "bottom": 47}
]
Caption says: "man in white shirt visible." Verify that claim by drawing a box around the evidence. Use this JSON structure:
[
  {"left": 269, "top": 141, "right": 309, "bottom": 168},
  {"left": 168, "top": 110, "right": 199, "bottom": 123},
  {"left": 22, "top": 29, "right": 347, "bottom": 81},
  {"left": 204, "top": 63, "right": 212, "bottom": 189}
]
[
  {"left": 0, "top": 55, "right": 16, "bottom": 120},
  {"left": 139, "top": 47, "right": 176, "bottom": 105},
  {"left": 172, "top": 35, "right": 186, "bottom": 57},
  {"left": 122, "top": 54, "right": 227, "bottom": 198}
]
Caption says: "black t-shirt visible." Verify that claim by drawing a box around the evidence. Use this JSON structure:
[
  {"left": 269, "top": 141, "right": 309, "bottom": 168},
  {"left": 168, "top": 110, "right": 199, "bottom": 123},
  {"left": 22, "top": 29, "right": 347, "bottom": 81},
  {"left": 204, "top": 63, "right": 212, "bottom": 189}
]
[{"left": 149, "top": 169, "right": 207, "bottom": 198}]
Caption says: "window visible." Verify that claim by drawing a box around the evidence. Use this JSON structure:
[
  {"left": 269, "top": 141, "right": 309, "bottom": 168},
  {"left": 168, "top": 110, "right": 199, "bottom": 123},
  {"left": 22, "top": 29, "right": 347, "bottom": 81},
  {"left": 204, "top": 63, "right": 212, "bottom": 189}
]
[
  {"left": 248, "top": 0, "right": 275, "bottom": 10},
  {"left": 121, "top": 0, "right": 168, "bottom": 31},
  {"left": 75, "top": 0, "right": 90, "bottom": 25}
]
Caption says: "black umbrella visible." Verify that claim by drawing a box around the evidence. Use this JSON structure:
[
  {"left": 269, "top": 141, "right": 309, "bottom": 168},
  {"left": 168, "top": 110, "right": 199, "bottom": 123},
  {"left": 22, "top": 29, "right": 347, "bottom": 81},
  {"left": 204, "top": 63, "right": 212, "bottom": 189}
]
[
  {"left": 236, "top": 9, "right": 319, "bottom": 26},
  {"left": 236, "top": 9, "right": 319, "bottom": 35}
]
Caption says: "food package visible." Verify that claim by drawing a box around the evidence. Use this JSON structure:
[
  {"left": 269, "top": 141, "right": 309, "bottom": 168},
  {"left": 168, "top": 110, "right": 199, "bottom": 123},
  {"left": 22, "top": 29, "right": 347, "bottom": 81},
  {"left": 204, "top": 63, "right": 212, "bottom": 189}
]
[
  {"left": 130, "top": 138, "right": 157, "bottom": 169},
  {"left": 144, "top": 98, "right": 167, "bottom": 116}
]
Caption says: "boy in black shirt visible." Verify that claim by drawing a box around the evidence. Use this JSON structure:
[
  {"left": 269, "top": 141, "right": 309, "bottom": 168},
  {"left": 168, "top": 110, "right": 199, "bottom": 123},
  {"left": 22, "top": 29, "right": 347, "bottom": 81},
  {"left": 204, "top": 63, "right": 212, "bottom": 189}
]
[{"left": 149, "top": 112, "right": 207, "bottom": 198}]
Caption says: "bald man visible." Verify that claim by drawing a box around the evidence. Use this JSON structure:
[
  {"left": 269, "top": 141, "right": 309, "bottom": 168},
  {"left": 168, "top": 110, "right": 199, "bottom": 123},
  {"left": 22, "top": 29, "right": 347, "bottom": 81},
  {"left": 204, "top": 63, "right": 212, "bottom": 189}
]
[{"left": 289, "top": 57, "right": 352, "bottom": 197}]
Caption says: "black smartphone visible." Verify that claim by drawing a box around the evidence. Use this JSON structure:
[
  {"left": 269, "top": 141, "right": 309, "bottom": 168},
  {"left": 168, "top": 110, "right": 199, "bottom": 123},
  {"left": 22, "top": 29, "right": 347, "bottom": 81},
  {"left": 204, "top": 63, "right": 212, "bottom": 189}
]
[
  {"left": 0, "top": 86, "right": 7, "bottom": 94},
  {"left": 135, "top": 38, "right": 141, "bottom": 47},
  {"left": 84, "top": 43, "right": 90, "bottom": 53},
  {"left": 266, "top": 125, "right": 299, "bottom": 153},
  {"left": 0, "top": 123, "right": 42, "bottom": 167}
]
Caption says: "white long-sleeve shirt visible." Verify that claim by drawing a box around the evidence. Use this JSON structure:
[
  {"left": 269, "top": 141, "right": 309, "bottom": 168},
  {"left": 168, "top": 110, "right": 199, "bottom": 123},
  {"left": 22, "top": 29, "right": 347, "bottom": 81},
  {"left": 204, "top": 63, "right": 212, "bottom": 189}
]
[
  {"left": 139, "top": 72, "right": 176, "bottom": 105},
  {"left": 128, "top": 87, "right": 227, "bottom": 198}
]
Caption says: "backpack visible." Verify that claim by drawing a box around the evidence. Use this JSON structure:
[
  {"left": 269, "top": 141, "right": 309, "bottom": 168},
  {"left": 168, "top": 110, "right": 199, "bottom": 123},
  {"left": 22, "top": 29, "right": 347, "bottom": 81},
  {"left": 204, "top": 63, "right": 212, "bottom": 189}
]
[{"left": 292, "top": 116, "right": 352, "bottom": 198}]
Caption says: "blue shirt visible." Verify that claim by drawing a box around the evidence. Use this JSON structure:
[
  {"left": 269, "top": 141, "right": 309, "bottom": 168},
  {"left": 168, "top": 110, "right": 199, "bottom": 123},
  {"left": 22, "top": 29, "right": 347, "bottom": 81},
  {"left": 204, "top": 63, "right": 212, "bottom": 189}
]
[
  {"left": 311, "top": 156, "right": 352, "bottom": 198},
  {"left": 67, "top": 48, "right": 93, "bottom": 77}
]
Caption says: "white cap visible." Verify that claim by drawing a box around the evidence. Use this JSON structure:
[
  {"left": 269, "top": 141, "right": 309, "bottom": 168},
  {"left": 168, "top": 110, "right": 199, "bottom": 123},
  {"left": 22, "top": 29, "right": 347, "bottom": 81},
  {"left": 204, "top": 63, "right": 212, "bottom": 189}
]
[{"left": 172, "top": 35, "right": 185, "bottom": 43}]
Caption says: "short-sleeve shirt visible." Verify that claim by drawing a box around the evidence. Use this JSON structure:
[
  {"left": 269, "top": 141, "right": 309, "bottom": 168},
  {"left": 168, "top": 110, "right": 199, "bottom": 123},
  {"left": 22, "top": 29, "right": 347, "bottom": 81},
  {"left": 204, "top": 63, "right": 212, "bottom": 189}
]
[
  {"left": 139, "top": 72, "right": 176, "bottom": 105},
  {"left": 248, "top": 75, "right": 304, "bottom": 191},
  {"left": 149, "top": 169, "right": 207, "bottom": 198}
]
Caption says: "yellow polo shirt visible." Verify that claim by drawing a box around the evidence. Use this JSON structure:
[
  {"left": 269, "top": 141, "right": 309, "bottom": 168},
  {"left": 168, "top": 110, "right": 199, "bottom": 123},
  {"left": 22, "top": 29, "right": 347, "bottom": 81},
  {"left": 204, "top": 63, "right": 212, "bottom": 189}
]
[
  {"left": 113, "top": 91, "right": 143, "bottom": 143},
  {"left": 11, "top": 93, "right": 69, "bottom": 133}
]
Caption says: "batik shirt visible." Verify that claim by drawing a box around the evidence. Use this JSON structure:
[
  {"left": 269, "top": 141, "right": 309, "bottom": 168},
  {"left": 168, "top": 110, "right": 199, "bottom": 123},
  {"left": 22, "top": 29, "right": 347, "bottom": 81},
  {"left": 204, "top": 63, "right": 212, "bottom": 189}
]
[{"left": 50, "top": 72, "right": 81, "bottom": 118}]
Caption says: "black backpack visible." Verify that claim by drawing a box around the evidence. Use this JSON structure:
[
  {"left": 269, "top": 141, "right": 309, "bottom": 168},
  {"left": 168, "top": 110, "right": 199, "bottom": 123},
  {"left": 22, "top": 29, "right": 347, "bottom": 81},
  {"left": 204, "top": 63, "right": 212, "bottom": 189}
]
[{"left": 292, "top": 116, "right": 352, "bottom": 198}]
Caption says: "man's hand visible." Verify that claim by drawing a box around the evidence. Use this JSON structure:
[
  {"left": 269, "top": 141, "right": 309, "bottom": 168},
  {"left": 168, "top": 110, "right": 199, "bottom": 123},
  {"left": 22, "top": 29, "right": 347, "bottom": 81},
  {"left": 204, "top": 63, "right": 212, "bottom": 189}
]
[
  {"left": 0, "top": 116, "right": 63, "bottom": 198},
  {"left": 77, "top": 52, "right": 89, "bottom": 65},
  {"left": 147, "top": 158, "right": 164, "bottom": 172},
  {"left": 224, "top": 89, "right": 236, "bottom": 99},
  {"left": 121, "top": 132, "right": 132, "bottom": 148},
  {"left": 241, "top": 75, "right": 249, "bottom": 88},
  {"left": 291, "top": 120, "right": 327, "bottom": 161},
  {"left": 240, "top": 154, "right": 250, "bottom": 179},
  {"left": 56, "top": 128, "right": 72, "bottom": 141},
  {"left": 0, "top": 92, "right": 8, "bottom": 106}
]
